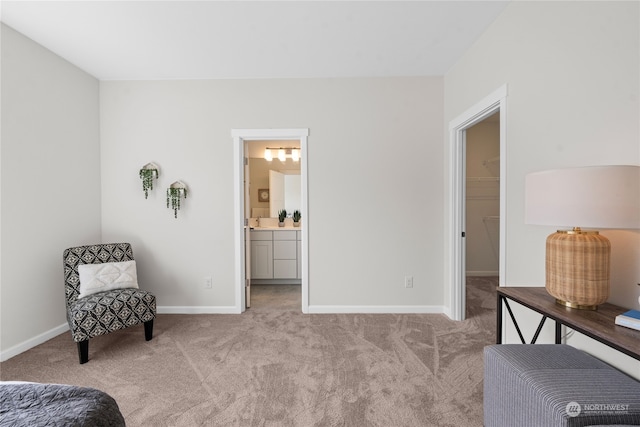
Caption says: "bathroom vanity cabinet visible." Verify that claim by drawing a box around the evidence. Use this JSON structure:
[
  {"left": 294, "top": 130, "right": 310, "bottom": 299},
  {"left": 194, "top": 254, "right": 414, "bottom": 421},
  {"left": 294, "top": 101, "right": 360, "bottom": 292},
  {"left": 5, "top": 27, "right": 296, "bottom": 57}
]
[{"left": 250, "top": 229, "right": 301, "bottom": 282}]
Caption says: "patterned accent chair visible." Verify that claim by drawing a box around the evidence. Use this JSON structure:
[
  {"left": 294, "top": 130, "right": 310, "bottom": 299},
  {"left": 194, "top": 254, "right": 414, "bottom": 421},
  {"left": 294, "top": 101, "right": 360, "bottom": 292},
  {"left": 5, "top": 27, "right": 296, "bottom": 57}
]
[{"left": 63, "top": 243, "right": 156, "bottom": 364}]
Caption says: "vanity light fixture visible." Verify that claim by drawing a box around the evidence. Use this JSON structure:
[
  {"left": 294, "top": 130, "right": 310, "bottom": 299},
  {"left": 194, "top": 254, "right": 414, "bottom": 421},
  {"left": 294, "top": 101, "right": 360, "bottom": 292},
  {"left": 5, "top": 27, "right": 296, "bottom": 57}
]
[
  {"left": 263, "top": 147, "right": 300, "bottom": 162},
  {"left": 264, "top": 148, "right": 273, "bottom": 162}
]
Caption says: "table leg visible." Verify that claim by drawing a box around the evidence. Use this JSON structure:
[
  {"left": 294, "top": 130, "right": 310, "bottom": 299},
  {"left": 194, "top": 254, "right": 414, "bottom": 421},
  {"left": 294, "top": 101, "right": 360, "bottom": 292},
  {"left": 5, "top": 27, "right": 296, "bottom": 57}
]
[{"left": 531, "top": 316, "right": 547, "bottom": 344}]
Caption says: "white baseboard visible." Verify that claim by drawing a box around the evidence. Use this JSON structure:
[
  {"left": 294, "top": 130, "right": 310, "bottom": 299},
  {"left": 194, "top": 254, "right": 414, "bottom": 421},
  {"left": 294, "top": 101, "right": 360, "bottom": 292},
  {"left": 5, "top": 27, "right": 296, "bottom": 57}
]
[
  {"left": 466, "top": 271, "right": 499, "bottom": 277},
  {"left": 1, "top": 323, "right": 69, "bottom": 362},
  {"left": 307, "top": 305, "right": 445, "bottom": 314},
  {"left": 157, "top": 306, "right": 239, "bottom": 314}
]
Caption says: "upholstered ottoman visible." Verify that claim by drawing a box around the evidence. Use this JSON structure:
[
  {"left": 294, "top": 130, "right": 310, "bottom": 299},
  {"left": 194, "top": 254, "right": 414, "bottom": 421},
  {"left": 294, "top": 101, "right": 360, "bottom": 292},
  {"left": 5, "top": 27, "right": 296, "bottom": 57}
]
[{"left": 484, "top": 344, "right": 640, "bottom": 427}]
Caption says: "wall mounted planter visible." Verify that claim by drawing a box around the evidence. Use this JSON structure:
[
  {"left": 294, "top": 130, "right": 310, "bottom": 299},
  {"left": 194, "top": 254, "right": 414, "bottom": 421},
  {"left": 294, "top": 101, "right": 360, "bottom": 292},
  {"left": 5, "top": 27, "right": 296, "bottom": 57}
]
[
  {"left": 167, "top": 181, "right": 188, "bottom": 218},
  {"left": 139, "top": 162, "right": 159, "bottom": 199}
]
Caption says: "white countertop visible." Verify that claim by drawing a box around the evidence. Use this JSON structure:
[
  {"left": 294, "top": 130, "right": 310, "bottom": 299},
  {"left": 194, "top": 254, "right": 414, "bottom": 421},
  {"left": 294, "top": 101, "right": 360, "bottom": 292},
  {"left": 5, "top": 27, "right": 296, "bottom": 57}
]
[{"left": 250, "top": 227, "right": 300, "bottom": 230}]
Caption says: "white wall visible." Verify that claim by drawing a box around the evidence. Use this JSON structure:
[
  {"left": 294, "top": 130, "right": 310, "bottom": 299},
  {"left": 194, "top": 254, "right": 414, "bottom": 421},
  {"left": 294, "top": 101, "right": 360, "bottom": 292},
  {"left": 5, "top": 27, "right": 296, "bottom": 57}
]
[
  {"left": 444, "top": 1, "right": 639, "bottom": 377},
  {"left": 100, "top": 77, "right": 444, "bottom": 311},
  {"left": 0, "top": 24, "right": 101, "bottom": 358}
]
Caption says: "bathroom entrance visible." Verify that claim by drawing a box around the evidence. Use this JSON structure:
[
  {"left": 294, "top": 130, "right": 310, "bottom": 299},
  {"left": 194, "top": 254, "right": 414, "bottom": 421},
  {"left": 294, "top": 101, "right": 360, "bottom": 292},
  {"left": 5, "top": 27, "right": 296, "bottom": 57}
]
[
  {"left": 246, "top": 140, "right": 302, "bottom": 309},
  {"left": 232, "top": 129, "right": 309, "bottom": 314}
]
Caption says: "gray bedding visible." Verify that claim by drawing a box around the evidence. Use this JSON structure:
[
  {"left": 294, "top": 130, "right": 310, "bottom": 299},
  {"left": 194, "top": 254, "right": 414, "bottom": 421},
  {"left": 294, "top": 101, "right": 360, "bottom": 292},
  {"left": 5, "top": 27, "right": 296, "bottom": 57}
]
[{"left": 0, "top": 382, "right": 125, "bottom": 426}]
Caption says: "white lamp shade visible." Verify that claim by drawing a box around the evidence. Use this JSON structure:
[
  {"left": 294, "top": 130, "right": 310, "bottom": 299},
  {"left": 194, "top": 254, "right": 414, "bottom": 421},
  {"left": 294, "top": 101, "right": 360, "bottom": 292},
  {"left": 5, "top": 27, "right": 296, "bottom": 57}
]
[{"left": 525, "top": 165, "right": 640, "bottom": 229}]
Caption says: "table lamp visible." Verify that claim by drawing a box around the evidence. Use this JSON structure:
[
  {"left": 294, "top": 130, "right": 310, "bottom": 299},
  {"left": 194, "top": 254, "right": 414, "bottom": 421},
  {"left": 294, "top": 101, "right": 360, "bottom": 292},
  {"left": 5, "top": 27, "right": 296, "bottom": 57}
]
[{"left": 525, "top": 165, "right": 640, "bottom": 310}]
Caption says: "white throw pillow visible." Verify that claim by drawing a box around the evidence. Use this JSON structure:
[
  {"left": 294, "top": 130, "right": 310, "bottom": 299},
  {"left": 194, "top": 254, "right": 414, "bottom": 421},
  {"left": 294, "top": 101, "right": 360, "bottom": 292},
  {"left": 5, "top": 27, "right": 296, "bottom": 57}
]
[{"left": 77, "top": 260, "right": 139, "bottom": 299}]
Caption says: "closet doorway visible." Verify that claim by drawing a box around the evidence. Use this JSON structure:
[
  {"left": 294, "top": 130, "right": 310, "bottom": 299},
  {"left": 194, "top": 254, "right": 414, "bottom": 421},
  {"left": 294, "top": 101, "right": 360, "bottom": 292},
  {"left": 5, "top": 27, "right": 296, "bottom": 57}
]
[
  {"left": 465, "top": 113, "right": 500, "bottom": 318},
  {"left": 232, "top": 129, "right": 309, "bottom": 314},
  {"left": 448, "top": 85, "right": 507, "bottom": 321}
]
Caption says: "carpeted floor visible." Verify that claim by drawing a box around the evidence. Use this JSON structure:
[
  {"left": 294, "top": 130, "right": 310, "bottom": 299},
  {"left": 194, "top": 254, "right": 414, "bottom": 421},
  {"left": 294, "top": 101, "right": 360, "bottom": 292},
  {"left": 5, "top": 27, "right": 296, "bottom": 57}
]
[{"left": 0, "top": 277, "right": 497, "bottom": 426}]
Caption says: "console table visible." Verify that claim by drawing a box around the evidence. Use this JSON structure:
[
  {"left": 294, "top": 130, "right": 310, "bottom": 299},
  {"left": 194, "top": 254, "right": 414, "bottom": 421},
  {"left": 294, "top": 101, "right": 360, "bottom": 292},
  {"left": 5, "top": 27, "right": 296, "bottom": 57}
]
[{"left": 497, "top": 286, "right": 640, "bottom": 361}]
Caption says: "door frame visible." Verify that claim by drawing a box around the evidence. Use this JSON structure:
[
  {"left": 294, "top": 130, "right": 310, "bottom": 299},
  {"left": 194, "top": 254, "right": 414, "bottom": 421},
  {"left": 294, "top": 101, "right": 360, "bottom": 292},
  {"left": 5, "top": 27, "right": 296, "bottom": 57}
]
[
  {"left": 232, "top": 128, "right": 310, "bottom": 313},
  {"left": 448, "top": 85, "right": 507, "bottom": 321}
]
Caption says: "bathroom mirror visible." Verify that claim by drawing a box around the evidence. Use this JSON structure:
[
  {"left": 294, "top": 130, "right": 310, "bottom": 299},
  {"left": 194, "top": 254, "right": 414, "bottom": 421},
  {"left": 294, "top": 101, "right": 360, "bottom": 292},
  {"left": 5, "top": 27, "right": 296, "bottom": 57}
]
[
  {"left": 269, "top": 170, "right": 301, "bottom": 217},
  {"left": 248, "top": 154, "right": 300, "bottom": 219}
]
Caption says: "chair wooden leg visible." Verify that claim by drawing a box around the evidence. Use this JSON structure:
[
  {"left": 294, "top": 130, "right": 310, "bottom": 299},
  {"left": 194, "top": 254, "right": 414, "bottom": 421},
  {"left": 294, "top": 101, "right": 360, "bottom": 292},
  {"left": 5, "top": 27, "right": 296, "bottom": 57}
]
[
  {"left": 77, "top": 340, "right": 89, "bottom": 364},
  {"left": 144, "top": 319, "right": 154, "bottom": 341}
]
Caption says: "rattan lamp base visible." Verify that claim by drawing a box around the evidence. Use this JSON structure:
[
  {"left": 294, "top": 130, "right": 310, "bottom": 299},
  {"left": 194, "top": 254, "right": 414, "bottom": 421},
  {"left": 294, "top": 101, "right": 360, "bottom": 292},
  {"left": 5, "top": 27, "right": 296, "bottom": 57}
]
[{"left": 545, "top": 229, "right": 610, "bottom": 310}]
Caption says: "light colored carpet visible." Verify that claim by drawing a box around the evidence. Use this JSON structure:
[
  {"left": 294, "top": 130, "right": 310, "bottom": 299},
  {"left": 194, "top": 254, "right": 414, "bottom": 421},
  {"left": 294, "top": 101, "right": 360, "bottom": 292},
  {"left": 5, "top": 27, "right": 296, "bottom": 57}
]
[{"left": 0, "top": 278, "right": 497, "bottom": 426}]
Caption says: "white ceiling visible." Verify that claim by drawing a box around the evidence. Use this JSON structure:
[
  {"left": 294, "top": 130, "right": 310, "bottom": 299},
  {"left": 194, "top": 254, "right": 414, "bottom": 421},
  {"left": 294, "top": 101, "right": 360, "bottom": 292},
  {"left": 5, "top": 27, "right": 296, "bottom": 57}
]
[{"left": 0, "top": 1, "right": 510, "bottom": 81}]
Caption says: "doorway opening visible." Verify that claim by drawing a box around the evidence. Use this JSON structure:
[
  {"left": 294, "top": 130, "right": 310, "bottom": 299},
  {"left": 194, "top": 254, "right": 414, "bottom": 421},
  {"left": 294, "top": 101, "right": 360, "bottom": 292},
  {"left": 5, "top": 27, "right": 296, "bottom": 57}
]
[
  {"left": 465, "top": 112, "right": 500, "bottom": 319},
  {"left": 448, "top": 85, "right": 507, "bottom": 321},
  {"left": 232, "top": 129, "right": 309, "bottom": 314},
  {"left": 246, "top": 140, "right": 302, "bottom": 310}
]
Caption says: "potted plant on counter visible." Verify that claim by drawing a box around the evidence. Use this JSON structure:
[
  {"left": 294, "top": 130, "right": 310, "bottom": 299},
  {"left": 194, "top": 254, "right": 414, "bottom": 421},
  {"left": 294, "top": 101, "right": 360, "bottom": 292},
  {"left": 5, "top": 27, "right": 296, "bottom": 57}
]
[
  {"left": 292, "top": 210, "right": 301, "bottom": 227},
  {"left": 278, "top": 209, "right": 287, "bottom": 227}
]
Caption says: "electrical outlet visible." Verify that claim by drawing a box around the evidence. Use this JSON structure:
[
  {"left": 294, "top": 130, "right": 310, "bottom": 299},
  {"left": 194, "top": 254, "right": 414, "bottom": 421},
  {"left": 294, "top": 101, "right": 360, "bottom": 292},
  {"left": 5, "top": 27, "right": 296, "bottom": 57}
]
[
  {"left": 204, "top": 276, "right": 212, "bottom": 289},
  {"left": 404, "top": 276, "right": 413, "bottom": 288}
]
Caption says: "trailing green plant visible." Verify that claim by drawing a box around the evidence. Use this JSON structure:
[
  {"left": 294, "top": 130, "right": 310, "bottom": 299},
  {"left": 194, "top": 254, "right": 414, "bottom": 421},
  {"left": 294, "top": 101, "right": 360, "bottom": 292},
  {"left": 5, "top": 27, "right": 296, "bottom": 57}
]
[
  {"left": 278, "top": 209, "right": 287, "bottom": 222},
  {"left": 292, "top": 210, "right": 301, "bottom": 222},
  {"left": 139, "top": 168, "right": 158, "bottom": 199},
  {"left": 167, "top": 187, "right": 187, "bottom": 219}
]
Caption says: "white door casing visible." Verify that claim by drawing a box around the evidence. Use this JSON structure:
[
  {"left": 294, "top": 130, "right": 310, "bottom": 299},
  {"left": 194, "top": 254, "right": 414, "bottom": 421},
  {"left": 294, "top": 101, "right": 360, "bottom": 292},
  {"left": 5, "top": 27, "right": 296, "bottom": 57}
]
[
  {"left": 448, "top": 85, "right": 507, "bottom": 321},
  {"left": 244, "top": 141, "right": 252, "bottom": 308},
  {"left": 232, "top": 128, "right": 310, "bottom": 313}
]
